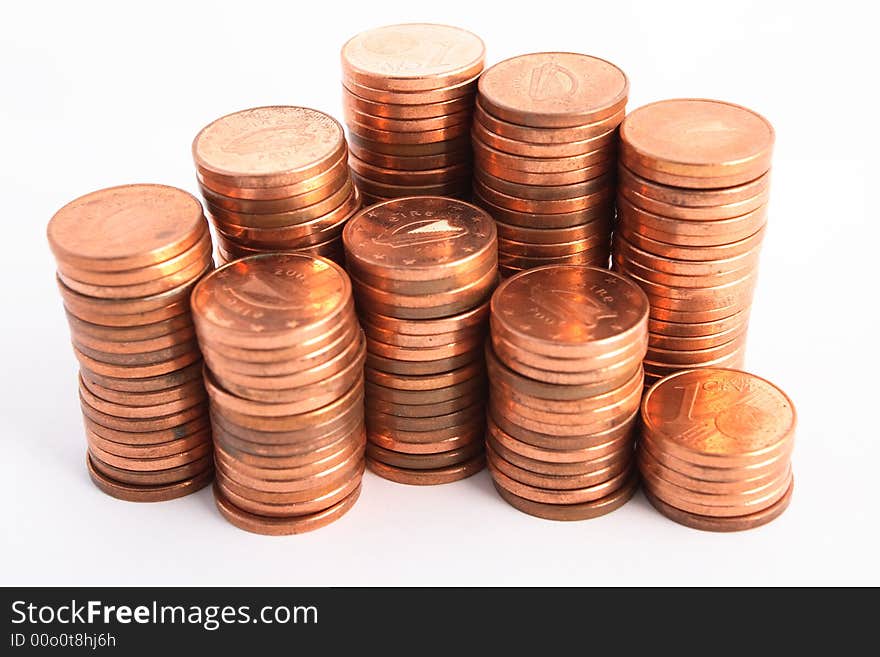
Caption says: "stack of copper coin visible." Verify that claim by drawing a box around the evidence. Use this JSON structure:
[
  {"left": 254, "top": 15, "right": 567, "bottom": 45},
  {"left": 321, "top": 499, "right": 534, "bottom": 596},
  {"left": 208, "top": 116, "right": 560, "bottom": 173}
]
[
  {"left": 342, "top": 197, "right": 497, "bottom": 484},
  {"left": 341, "top": 23, "right": 484, "bottom": 204},
  {"left": 639, "top": 368, "right": 795, "bottom": 532},
  {"left": 613, "top": 99, "right": 773, "bottom": 387},
  {"left": 472, "top": 53, "right": 628, "bottom": 277},
  {"left": 192, "top": 106, "right": 360, "bottom": 265},
  {"left": 47, "top": 184, "right": 215, "bottom": 502},
  {"left": 486, "top": 266, "right": 647, "bottom": 520},
  {"left": 190, "top": 253, "right": 366, "bottom": 535}
]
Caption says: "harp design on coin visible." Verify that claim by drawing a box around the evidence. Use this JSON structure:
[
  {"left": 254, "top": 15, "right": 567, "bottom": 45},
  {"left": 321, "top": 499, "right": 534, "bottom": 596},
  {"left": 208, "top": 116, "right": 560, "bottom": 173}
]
[
  {"left": 226, "top": 275, "right": 310, "bottom": 310},
  {"left": 371, "top": 218, "right": 468, "bottom": 249},
  {"left": 220, "top": 125, "right": 315, "bottom": 158},
  {"left": 527, "top": 284, "right": 616, "bottom": 330},
  {"left": 527, "top": 63, "right": 578, "bottom": 101}
]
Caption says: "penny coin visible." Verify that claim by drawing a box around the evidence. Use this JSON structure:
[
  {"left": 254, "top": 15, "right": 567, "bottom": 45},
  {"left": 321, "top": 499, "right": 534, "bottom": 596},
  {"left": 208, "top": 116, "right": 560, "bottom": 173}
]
[
  {"left": 492, "top": 472, "right": 637, "bottom": 521},
  {"left": 366, "top": 441, "right": 483, "bottom": 470},
  {"left": 366, "top": 453, "right": 485, "bottom": 485},
  {"left": 86, "top": 454, "right": 213, "bottom": 502}
]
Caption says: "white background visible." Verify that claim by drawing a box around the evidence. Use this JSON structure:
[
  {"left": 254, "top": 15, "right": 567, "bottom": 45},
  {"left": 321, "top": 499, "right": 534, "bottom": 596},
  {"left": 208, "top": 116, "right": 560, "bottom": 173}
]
[{"left": 2, "top": 0, "right": 878, "bottom": 586}]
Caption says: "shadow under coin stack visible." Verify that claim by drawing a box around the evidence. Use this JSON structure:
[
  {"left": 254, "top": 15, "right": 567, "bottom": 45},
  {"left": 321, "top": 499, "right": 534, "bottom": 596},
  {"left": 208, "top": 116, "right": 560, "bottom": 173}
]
[
  {"left": 192, "top": 106, "right": 360, "bottom": 266},
  {"left": 472, "top": 53, "right": 628, "bottom": 277},
  {"left": 613, "top": 99, "right": 773, "bottom": 388},
  {"left": 638, "top": 369, "right": 795, "bottom": 531},
  {"left": 190, "top": 254, "right": 366, "bottom": 535},
  {"left": 341, "top": 23, "right": 484, "bottom": 204},
  {"left": 486, "top": 266, "right": 648, "bottom": 520},
  {"left": 47, "top": 184, "right": 214, "bottom": 502},
  {"left": 342, "top": 197, "right": 497, "bottom": 484}
]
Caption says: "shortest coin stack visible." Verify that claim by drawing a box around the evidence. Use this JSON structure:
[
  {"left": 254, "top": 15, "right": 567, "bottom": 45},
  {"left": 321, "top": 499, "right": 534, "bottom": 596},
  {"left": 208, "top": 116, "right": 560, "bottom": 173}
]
[
  {"left": 47, "top": 184, "right": 215, "bottom": 501},
  {"left": 639, "top": 368, "right": 795, "bottom": 532},
  {"left": 191, "top": 253, "right": 366, "bottom": 535},
  {"left": 193, "top": 106, "right": 360, "bottom": 265},
  {"left": 487, "top": 265, "right": 648, "bottom": 520},
  {"left": 341, "top": 23, "right": 485, "bottom": 203},
  {"left": 343, "top": 196, "right": 497, "bottom": 484}
]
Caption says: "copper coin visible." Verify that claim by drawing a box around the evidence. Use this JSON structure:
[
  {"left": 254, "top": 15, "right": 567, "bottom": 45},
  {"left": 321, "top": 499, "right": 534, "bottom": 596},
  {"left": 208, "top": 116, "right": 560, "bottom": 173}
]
[
  {"left": 490, "top": 405, "right": 638, "bottom": 452},
  {"left": 620, "top": 99, "right": 774, "bottom": 188},
  {"left": 90, "top": 451, "right": 214, "bottom": 486},
  {"left": 343, "top": 88, "right": 475, "bottom": 119},
  {"left": 366, "top": 453, "right": 484, "bottom": 485},
  {"left": 216, "top": 463, "right": 363, "bottom": 516},
  {"left": 348, "top": 132, "right": 471, "bottom": 157},
  {"left": 368, "top": 415, "right": 484, "bottom": 447},
  {"left": 480, "top": 158, "right": 613, "bottom": 186},
  {"left": 617, "top": 198, "right": 767, "bottom": 246},
  {"left": 615, "top": 235, "right": 762, "bottom": 277},
  {"left": 647, "top": 299, "right": 752, "bottom": 324},
  {"left": 86, "top": 454, "right": 212, "bottom": 502},
  {"left": 81, "top": 396, "right": 208, "bottom": 433},
  {"left": 361, "top": 317, "right": 483, "bottom": 348},
  {"left": 499, "top": 247, "right": 611, "bottom": 274},
  {"left": 347, "top": 119, "right": 470, "bottom": 144},
  {"left": 216, "top": 235, "right": 345, "bottom": 265},
  {"left": 66, "top": 311, "right": 194, "bottom": 344},
  {"left": 351, "top": 172, "right": 470, "bottom": 199},
  {"left": 475, "top": 101, "right": 624, "bottom": 143},
  {"left": 473, "top": 121, "right": 617, "bottom": 158},
  {"left": 215, "top": 340, "right": 365, "bottom": 406},
  {"left": 72, "top": 323, "right": 196, "bottom": 355},
  {"left": 366, "top": 389, "right": 480, "bottom": 418},
  {"left": 491, "top": 265, "right": 649, "bottom": 358},
  {"left": 191, "top": 252, "right": 351, "bottom": 349},
  {"left": 348, "top": 140, "right": 472, "bottom": 170},
  {"left": 365, "top": 359, "right": 484, "bottom": 390},
  {"left": 487, "top": 431, "right": 630, "bottom": 477},
  {"left": 84, "top": 414, "right": 210, "bottom": 446},
  {"left": 485, "top": 342, "right": 632, "bottom": 400},
  {"left": 342, "top": 24, "right": 484, "bottom": 92},
  {"left": 613, "top": 250, "right": 757, "bottom": 289},
  {"left": 645, "top": 335, "right": 747, "bottom": 366},
  {"left": 87, "top": 426, "right": 211, "bottom": 459},
  {"left": 618, "top": 165, "right": 771, "bottom": 208},
  {"left": 206, "top": 181, "right": 355, "bottom": 227},
  {"left": 618, "top": 224, "right": 766, "bottom": 262},
  {"left": 342, "top": 76, "right": 478, "bottom": 105},
  {"left": 368, "top": 402, "right": 482, "bottom": 433},
  {"left": 366, "top": 374, "right": 484, "bottom": 405},
  {"left": 365, "top": 333, "right": 483, "bottom": 362},
  {"left": 79, "top": 360, "right": 203, "bottom": 394},
  {"left": 498, "top": 234, "right": 608, "bottom": 258},
  {"left": 73, "top": 338, "right": 201, "bottom": 367},
  {"left": 642, "top": 369, "right": 796, "bottom": 468},
  {"left": 200, "top": 174, "right": 350, "bottom": 214},
  {"left": 366, "top": 441, "right": 483, "bottom": 470},
  {"left": 648, "top": 309, "right": 750, "bottom": 338},
  {"left": 642, "top": 349, "right": 746, "bottom": 380},
  {"left": 489, "top": 459, "right": 633, "bottom": 505},
  {"left": 474, "top": 177, "right": 612, "bottom": 214},
  {"left": 487, "top": 442, "right": 629, "bottom": 490},
  {"left": 212, "top": 408, "right": 363, "bottom": 453},
  {"left": 88, "top": 439, "right": 213, "bottom": 472},
  {"left": 618, "top": 268, "right": 757, "bottom": 311},
  {"left": 365, "top": 348, "right": 480, "bottom": 376},
  {"left": 477, "top": 169, "right": 615, "bottom": 202},
  {"left": 473, "top": 137, "right": 613, "bottom": 173},
  {"left": 79, "top": 375, "right": 206, "bottom": 418},
  {"left": 473, "top": 189, "right": 613, "bottom": 229},
  {"left": 643, "top": 479, "right": 792, "bottom": 532},
  {"left": 214, "top": 481, "right": 360, "bottom": 535},
  {"left": 478, "top": 53, "right": 628, "bottom": 128},
  {"left": 349, "top": 155, "right": 470, "bottom": 185},
  {"left": 193, "top": 106, "right": 345, "bottom": 188},
  {"left": 619, "top": 178, "right": 770, "bottom": 221},
  {"left": 361, "top": 300, "right": 489, "bottom": 335},
  {"left": 343, "top": 196, "right": 496, "bottom": 280},
  {"left": 344, "top": 105, "right": 472, "bottom": 133},
  {"left": 48, "top": 185, "right": 207, "bottom": 272},
  {"left": 492, "top": 471, "right": 636, "bottom": 521},
  {"left": 648, "top": 323, "right": 748, "bottom": 351},
  {"left": 73, "top": 345, "right": 202, "bottom": 379},
  {"left": 488, "top": 414, "right": 636, "bottom": 462},
  {"left": 215, "top": 422, "right": 363, "bottom": 467}
]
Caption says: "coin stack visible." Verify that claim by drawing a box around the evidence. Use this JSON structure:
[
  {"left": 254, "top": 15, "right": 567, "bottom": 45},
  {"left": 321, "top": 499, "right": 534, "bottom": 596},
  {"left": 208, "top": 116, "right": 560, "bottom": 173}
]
[
  {"left": 192, "top": 106, "right": 360, "bottom": 266},
  {"left": 472, "top": 53, "right": 628, "bottom": 278},
  {"left": 47, "top": 184, "right": 215, "bottom": 502},
  {"left": 486, "top": 266, "right": 647, "bottom": 520},
  {"left": 190, "top": 253, "right": 366, "bottom": 535},
  {"left": 613, "top": 99, "right": 773, "bottom": 388},
  {"left": 639, "top": 369, "right": 795, "bottom": 532},
  {"left": 341, "top": 23, "right": 484, "bottom": 204},
  {"left": 342, "top": 197, "right": 497, "bottom": 484}
]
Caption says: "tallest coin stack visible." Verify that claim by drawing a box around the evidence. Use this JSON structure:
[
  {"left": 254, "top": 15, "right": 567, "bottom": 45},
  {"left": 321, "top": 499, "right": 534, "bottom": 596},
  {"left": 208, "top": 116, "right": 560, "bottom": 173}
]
[
  {"left": 613, "top": 99, "right": 773, "bottom": 387},
  {"left": 341, "top": 23, "right": 484, "bottom": 203}
]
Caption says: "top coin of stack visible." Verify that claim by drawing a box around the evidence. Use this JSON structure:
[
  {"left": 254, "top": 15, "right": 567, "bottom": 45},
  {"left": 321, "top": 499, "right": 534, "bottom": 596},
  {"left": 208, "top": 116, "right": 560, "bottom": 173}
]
[
  {"left": 47, "top": 184, "right": 215, "bottom": 502},
  {"left": 193, "top": 106, "right": 360, "bottom": 265},
  {"left": 613, "top": 99, "right": 774, "bottom": 387},
  {"left": 472, "top": 53, "right": 628, "bottom": 277},
  {"left": 341, "top": 23, "right": 485, "bottom": 204},
  {"left": 639, "top": 368, "right": 795, "bottom": 532}
]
